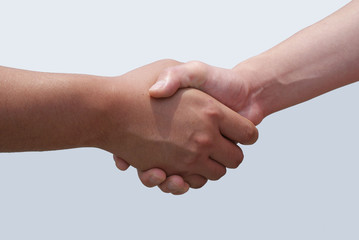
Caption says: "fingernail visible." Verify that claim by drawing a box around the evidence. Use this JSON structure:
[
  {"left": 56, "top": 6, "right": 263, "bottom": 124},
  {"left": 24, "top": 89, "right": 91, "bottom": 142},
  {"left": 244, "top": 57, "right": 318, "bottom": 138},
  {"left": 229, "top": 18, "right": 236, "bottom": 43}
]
[
  {"left": 149, "top": 175, "right": 160, "bottom": 185},
  {"left": 149, "top": 80, "right": 165, "bottom": 91}
]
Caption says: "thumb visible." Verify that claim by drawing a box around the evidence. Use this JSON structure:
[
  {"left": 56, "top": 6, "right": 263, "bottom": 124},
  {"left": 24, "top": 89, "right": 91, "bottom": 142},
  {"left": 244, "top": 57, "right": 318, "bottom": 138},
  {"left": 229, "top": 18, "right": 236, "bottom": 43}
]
[{"left": 149, "top": 61, "right": 210, "bottom": 98}]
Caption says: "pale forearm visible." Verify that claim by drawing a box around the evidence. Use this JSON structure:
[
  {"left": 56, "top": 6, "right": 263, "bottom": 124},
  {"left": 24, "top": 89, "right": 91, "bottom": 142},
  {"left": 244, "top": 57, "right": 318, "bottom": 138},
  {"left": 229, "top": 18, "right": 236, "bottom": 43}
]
[
  {"left": 238, "top": 0, "right": 359, "bottom": 118},
  {"left": 0, "top": 66, "right": 110, "bottom": 152}
]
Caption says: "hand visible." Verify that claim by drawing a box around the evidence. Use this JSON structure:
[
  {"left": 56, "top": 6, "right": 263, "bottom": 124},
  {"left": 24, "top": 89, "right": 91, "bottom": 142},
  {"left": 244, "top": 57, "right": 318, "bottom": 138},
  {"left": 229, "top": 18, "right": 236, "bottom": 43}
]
[
  {"left": 116, "top": 60, "right": 264, "bottom": 194},
  {"left": 107, "top": 60, "right": 258, "bottom": 194},
  {"left": 114, "top": 155, "right": 191, "bottom": 194},
  {"left": 149, "top": 61, "right": 264, "bottom": 125},
  {"left": 114, "top": 60, "right": 261, "bottom": 194}
]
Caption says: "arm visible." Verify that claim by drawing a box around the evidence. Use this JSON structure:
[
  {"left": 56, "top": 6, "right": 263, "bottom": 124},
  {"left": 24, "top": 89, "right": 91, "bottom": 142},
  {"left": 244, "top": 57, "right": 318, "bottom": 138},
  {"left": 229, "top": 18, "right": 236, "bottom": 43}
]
[
  {"left": 236, "top": 0, "right": 359, "bottom": 122},
  {"left": 149, "top": 0, "right": 359, "bottom": 125},
  {"left": 131, "top": 0, "right": 359, "bottom": 192},
  {"left": 0, "top": 66, "right": 108, "bottom": 152},
  {"left": 0, "top": 60, "right": 258, "bottom": 194}
]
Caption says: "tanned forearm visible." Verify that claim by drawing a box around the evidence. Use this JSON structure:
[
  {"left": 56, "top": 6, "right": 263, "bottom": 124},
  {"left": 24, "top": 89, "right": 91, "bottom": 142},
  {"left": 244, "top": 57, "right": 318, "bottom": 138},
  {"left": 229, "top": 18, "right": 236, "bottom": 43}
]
[{"left": 0, "top": 66, "right": 110, "bottom": 152}]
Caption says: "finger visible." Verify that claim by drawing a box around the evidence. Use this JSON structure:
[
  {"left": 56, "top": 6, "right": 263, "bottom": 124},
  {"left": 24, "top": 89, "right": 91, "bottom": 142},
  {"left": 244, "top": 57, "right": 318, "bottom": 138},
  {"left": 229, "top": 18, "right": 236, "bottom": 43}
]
[
  {"left": 113, "top": 155, "right": 130, "bottom": 171},
  {"left": 210, "top": 137, "right": 244, "bottom": 169},
  {"left": 149, "top": 61, "right": 210, "bottom": 98},
  {"left": 158, "top": 183, "right": 170, "bottom": 193},
  {"left": 137, "top": 169, "right": 166, "bottom": 188},
  {"left": 183, "top": 175, "right": 208, "bottom": 189},
  {"left": 218, "top": 106, "right": 259, "bottom": 145},
  {"left": 158, "top": 175, "right": 190, "bottom": 194},
  {"left": 195, "top": 158, "right": 227, "bottom": 181}
]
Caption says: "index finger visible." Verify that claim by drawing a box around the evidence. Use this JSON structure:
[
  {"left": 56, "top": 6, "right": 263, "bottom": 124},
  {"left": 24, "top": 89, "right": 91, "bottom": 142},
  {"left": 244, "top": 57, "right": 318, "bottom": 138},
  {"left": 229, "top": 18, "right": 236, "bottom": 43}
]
[{"left": 218, "top": 105, "right": 259, "bottom": 145}]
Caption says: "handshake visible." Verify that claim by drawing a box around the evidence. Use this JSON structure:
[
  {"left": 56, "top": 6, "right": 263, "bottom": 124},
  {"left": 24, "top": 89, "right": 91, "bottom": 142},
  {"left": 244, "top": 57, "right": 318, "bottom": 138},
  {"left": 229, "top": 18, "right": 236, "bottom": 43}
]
[
  {"left": 109, "top": 1, "right": 359, "bottom": 194},
  {"left": 2, "top": 1, "right": 357, "bottom": 195},
  {"left": 109, "top": 59, "right": 260, "bottom": 195}
]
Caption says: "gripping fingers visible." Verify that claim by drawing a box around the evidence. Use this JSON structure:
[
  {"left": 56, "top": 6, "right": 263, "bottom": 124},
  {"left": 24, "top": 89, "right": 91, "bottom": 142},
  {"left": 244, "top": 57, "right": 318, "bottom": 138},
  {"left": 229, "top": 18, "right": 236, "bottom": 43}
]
[
  {"left": 137, "top": 169, "right": 167, "bottom": 188},
  {"left": 211, "top": 137, "right": 244, "bottom": 169},
  {"left": 219, "top": 106, "right": 259, "bottom": 145},
  {"left": 183, "top": 175, "right": 208, "bottom": 189},
  {"left": 158, "top": 175, "right": 190, "bottom": 195},
  {"left": 195, "top": 158, "right": 227, "bottom": 181}
]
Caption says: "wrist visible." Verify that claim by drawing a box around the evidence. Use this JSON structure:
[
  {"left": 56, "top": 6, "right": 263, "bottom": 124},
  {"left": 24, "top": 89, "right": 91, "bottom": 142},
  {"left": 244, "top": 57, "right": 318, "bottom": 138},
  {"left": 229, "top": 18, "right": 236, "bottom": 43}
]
[
  {"left": 91, "top": 74, "right": 139, "bottom": 153},
  {"left": 232, "top": 54, "right": 278, "bottom": 124},
  {"left": 71, "top": 74, "right": 117, "bottom": 150}
]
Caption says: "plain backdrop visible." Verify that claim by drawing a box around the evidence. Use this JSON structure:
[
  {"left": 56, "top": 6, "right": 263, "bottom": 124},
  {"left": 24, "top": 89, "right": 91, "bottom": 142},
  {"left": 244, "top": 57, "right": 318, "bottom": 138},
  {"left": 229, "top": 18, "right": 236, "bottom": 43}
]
[{"left": 0, "top": 0, "right": 358, "bottom": 239}]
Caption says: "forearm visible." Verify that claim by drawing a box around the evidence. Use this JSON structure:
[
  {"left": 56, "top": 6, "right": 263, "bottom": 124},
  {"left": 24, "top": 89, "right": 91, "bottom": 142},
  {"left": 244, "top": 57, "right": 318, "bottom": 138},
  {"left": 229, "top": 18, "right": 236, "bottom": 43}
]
[
  {"left": 0, "top": 66, "right": 111, "bottom": 152},
  {"left": 237, "top": 0, "right": 359, "bottom": 118}
]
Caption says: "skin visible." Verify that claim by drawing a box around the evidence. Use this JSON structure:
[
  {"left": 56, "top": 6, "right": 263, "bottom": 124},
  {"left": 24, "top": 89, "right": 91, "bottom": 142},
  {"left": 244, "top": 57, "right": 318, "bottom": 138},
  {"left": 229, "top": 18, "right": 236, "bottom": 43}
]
[
  {"left": 115, "top": 0, "right": 359, "bottom": 194},
  {"left": 0, "top": 60, "right": 258, "bottom": 194}
]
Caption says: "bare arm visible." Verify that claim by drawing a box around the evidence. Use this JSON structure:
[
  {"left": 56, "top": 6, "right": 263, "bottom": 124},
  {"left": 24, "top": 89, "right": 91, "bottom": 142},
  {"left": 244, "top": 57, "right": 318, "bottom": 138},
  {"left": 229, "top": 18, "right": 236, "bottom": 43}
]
[
  {"left": 0, "top": 66, "right": 108, "bottom": 151},
  {"left": 149, "top": 0, "right": 359, "bottom": 124},
  {"left": 239, "top": 0, "right": 359, "bottom": 121}
]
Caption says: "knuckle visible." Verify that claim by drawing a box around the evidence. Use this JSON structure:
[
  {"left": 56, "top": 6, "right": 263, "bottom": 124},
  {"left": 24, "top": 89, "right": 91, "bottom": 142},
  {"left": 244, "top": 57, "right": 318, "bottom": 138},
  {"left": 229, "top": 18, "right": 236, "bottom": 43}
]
[
  {"left": 187, "top": 61, "right": 207, "bottom": 73},
  {"left": 193, "top": 134, "right": 214, "bottom": 150},
  {"left": 203, "top": 103, "right": 221, "bottom": 120},
  {"left": 185, "top": 61, "right": 208, "bottom": 86}
]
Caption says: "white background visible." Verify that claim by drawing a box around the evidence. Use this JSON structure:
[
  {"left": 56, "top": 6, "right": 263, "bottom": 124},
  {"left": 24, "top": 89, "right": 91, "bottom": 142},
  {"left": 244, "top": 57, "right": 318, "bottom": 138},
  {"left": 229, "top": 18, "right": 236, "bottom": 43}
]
[{"left": 0, "top": 0, "right": 358, "bottom": 239}]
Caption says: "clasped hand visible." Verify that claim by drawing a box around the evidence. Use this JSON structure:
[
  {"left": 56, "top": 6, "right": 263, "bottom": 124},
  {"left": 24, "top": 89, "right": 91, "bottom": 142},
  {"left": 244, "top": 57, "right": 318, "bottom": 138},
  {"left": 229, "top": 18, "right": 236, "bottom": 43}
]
[{"left": 109, "top": 60, "right": 258, "bottom": 194}]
